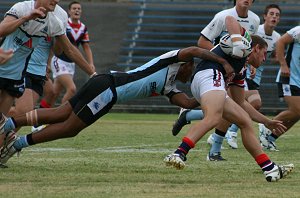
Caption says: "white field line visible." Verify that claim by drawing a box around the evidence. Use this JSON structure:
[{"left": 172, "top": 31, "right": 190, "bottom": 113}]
[{"left": 26, "top": 142, "right": 205, "bottom": 153}]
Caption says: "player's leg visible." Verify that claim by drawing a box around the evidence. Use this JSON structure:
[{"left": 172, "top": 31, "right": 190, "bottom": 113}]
[
  {"left": 222, "top": 97, "right": 294, "bottom": 182},
  {"left": 56, "top": 74, "right": 76, "bottom": 104},
  {"left": 165, "top": 69, "right": 227, "bottom": 169},
  {"left": 40, "top": 78, "right": 55, "bottom": 108},
  {"left": 172, "top": 108, "right": 204, "bottom": 136}
]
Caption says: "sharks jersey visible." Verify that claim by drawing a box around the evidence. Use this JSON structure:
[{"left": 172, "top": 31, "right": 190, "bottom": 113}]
[
  {"left": 201, "top": 7, "right": 259, "bottom": 43},
  {"left": 111, "top": 50, "right": 183, "bottom": 103},
  {"left": 0, "top": 1, "right": 67, "bottom": 80},
  {"left": 246, "top": 24, "right": 281, "bottom": 85},
  {"left": 26, "top": 36, "right": 52, "bottom": 77},
  {"left": 276, "top": 26, "right": 300, "bottom": 87}
]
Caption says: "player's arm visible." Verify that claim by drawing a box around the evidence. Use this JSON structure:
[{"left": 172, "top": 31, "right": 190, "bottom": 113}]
[
  {"left": 276, "top": 33, "right": 293, "bottom": 77},
  {"left": 54, "top": 34, "right": 96, "bottom": 76},
  {"left": 168, "top": 92, "right": 200, "bottom": 109},
  {"left": 229, "top": 85, "right": 286, "bottom": 133},
  {"left": 0, "top": 7, "right": 46, "bottom": 37},
  {"left": 178, "top": 47, "right": 234, "bottom": 76},
  {"left": 81, "top": 42, "right": 95, "bottom": 68}
]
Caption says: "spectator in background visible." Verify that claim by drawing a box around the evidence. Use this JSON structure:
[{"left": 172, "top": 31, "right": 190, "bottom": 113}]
[{"left": 51, "top": 1, "right": 95, "bottom": 105}]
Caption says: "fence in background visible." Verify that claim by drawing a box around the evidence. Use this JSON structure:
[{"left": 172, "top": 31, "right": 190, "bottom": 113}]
[{"left": 116, "top": 0, "right": 300, "bottom": 114}]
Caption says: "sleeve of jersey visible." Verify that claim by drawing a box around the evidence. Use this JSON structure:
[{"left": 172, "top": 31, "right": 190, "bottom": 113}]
[
  {"left": 51, "top": 11, "right": 68, "bottom": 36},
  {"left": 5, "top": 2, "right": 24, "bottom": 19},
  {"left": 287, "top": 26, "right": 300, "bottom": 42},
  {"left": 81, "top": 29, "right": 90, "bottom": 43},
  {"left": 200, "top": 13, "right": 226, "bottom": 42}
]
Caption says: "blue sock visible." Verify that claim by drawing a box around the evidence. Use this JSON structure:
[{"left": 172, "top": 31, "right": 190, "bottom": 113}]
[
  {"left": 228, "top": 124, "right": 239, "bottom": 133},
  {"left": 13, "top": 136, "right": 29, "bottom": 150},
  {"left": 209, "top": 133, "right": 225, "bottom": 155},
  {"left": 186, "top": 110, "right": 204, "bottom": 122},
  {"left": 267, "top": 133, "right": 278, "bottom": 142},
  {"left": 4, "top": 118, "right": 16, "bottom": 133}
]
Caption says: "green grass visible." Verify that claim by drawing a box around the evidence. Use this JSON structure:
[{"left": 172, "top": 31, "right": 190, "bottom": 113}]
[{"left": 1, "top": 113, "right": 300, "bottom": 198}]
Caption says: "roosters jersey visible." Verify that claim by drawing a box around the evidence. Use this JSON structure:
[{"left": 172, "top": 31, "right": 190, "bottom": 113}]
[
  {"left": 57, "top": 18, "right": 90, "bottom": 62},
  {"left": 0, "top": 1, "right": 67, "bottom": 80},
  {"left": 111, "top": 50, "right": 183, "bottom": 103},
  {"left": 276, "top": 26, "right": 300, "bottom": 87},
  {"left": 201, "top": 7, "right": 260, "bottom": 43},
  {"left": 247, "top": 24, "right": 281, "bottom": 85}
]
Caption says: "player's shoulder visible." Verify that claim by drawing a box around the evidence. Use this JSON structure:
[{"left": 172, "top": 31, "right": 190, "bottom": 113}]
[
  {"left": 215, "top": 7, "right": 235, "bottom": 17},
  {"left": 53, "top": 4, "right": 68, "bottom": 20},
  {"left": 248, "top": 10, "right": 260, "bottom": 22}
]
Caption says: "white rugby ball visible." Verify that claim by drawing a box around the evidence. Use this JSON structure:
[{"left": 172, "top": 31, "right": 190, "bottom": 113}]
[{"left": 219, "top": 33, "right": 252, "bottom": 58}]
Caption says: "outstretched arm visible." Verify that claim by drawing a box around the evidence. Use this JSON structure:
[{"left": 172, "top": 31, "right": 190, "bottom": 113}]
[
  {"left": 54, "top": 35, "right": 96, "bottom": 76},
  {"left": 178, "top": 46, "right": 234, "bottom": 76}
]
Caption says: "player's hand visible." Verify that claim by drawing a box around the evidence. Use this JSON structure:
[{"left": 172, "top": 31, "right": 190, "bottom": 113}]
[
  {"left": 0, "top": 48, "right": 13, "bottom": 65},
  {"left": 231, "top": 34, "right": 244, "bottom": 58},
  {"left": 264, "top": 119, "right": 286, "bottom": 136},
  {"left": 222, "top": 60, "right": 235, "bottom": 82},
  {"left": 280, "top": 64, "right": 290, "bottom": 77},
  {"left": 249, "top": 65, "right": 256, "bottom": 79},
  {"left": 25, "top": 7, "right": 46, "bottom": 21}
]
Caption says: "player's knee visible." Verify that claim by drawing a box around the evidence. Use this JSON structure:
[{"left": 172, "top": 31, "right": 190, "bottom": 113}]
[{"left": 250, "top": 100, "right": 261, "bottom": 110}]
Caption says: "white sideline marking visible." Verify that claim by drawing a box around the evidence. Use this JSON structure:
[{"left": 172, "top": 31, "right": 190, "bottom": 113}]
[{"left": 26, "top": 143, "right": 204, "bottom": 153}]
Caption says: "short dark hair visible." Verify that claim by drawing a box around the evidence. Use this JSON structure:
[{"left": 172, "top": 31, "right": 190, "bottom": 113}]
[
  {"left": 234, "top": 0, "right": 255, "bottom": 6},
  {"left": 251, "top": 35, "right": 268, "bottom": 49},
  {"left": 68, "top": 1, "right": 81, "bottom": 10},
  {"left": 264, "top": 4, "right": 281, "bottom": 15}
]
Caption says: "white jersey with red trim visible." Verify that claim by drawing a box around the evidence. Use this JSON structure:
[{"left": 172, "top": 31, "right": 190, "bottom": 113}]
[
  {"left": 0, "top": 1, "right": 67, "bottom": 80},
  {"left": 201, "top": 7, "right": 260, "bottom": 43}
]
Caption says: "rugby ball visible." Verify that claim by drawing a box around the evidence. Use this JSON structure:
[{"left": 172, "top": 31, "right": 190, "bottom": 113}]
[{"left": 219, "top": 32, "right": 252, "bottom": 58}]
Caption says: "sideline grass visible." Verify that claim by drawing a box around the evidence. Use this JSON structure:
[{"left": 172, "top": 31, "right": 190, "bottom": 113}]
[{"left": 0, "top": 113, "right": 299, "bottom": 198}]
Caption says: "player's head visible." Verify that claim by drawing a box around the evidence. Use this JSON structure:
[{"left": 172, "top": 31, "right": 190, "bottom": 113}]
[
  {"left": 176, "top": 61, "right": 195, "bottom": 83},
  {"left": 234, "top": 0, "right": 254, "bottom": 9},
  {"left": 263, "top": 4, "right": 281, "bottom": 28},
  {"left": 248, "top": 35, "right": 268, "bottom": 68},
  {"left": 68, "top": 1, "right": 82, "bottom": 20}
]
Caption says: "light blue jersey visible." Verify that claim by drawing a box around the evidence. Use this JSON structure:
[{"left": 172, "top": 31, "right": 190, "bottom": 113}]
[
  {"left": 112, "top": 50, "right": 183, "bottom": 103},
  {"left": 26, "top": 37, "right": 52, "bottom": 76},
  {"left": 0, "top": 1, "right": 67, "bottom": 80},
  {"left": 247, "top": 24, "right": 281, "bottom": 85},
  {"left": 276, "top": 26, "right": 300, "bottom": 87}
]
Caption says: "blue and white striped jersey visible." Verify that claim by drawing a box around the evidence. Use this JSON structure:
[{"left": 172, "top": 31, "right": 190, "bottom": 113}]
[
  {"left": 0, "top": 1, "right": 67, "bottom": 80},
  {"left": 112, "top": 50, "right": 183, "bottom": 103}
]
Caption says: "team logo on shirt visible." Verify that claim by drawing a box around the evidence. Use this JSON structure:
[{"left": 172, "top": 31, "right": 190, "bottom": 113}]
[{"left": 150, "top": 82, "right": 159, "bottom": 96}]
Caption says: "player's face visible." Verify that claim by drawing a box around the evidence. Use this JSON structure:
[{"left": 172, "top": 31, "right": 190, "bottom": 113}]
[
  {"left": 264, "top": 8, "right": 280, "bottom": 29},
  {"left": 176, "top": 61, "right": 194, "bottom": 83},
  {"left": 236, "top": 0, "right": 253, "bottom": 9},
  {"left": 248, "top": 45, "right": 267, "bottom": 68},
  {"left": 39, "top": 0, "right": 59, "bottom": 12},
  {"left": 69, "top": 3, "right": 82, "bottom": 20}
]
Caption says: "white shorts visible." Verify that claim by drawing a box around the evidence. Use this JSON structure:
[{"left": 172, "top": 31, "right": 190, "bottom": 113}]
[
  {"left": 191, "top": 69, "right": 227, "bottom": 102},
  {"left": 51, "top": 56, "right": 75, "bottom": 79}
]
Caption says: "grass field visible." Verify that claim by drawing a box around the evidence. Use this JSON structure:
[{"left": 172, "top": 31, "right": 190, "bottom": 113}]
[{"left": 0, "top": 113, "right": 300, "bottom": 198}]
